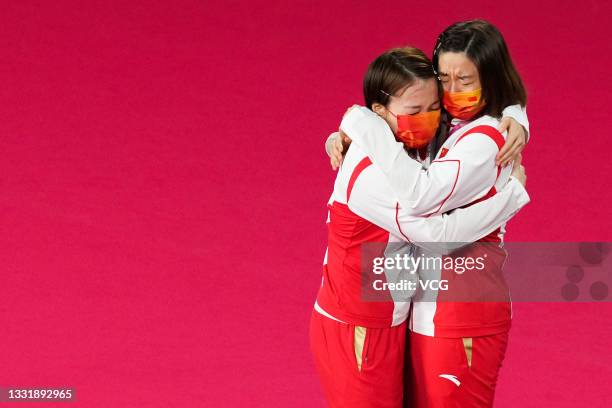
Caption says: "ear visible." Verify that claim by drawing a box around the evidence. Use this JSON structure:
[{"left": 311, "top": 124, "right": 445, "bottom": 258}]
[{"left": 372, "top": 103, "right": 386, "bottom": 117}]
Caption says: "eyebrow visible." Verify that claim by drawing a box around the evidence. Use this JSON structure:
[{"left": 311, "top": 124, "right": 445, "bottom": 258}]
[{"left": 438, "top": 72, "right": 474, "bottom": 79}]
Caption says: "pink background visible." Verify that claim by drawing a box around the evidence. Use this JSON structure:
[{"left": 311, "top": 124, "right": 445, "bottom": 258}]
[{"left": 1, "top": 0, "right": 610, "bottom": 406}]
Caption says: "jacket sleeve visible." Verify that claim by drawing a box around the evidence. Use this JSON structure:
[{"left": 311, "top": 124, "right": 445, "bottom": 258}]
[
  {"left": 348, "top": 159, "right": 530, "bottom": 254},
  {"left": 341, "top": 106, "right": 502, "bottom": 216},
  {"left": 501, "top": 104, "right": 530, "bottom": 142}
]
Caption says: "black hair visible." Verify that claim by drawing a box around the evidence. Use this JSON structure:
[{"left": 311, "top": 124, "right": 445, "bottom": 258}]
[
  {"left": 432, "top": 19, "right": 527, "bottom": 118},
  {"left": 363, "top": 47, "right": 440, "bottom": 110}
]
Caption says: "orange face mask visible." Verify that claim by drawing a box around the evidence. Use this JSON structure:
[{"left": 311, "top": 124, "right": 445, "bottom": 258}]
[
  {"left": 388, "top": 109, "right": 441, "bottom": 149},
  {"left": 443, "top": 88, "right": 484, "bottom": 121}
]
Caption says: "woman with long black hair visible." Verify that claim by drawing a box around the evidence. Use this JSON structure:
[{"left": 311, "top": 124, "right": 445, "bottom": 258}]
[{"left": 325, "top": 20, "right": 530, "bottom": 407}]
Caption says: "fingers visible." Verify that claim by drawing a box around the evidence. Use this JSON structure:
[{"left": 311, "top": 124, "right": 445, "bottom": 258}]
[
  {"left": 339, "top": 129, "right": 352, "bottom": 145},
  {"left": 497, "top": 117, "right": 526, "bottom": 166},
  {"left": 334, "top": 133, "right": 344, "bottom": 153},
  {"left": 331, "top": 153, "right": 344, "bottom": 170},
  {"left": 506, "top": 143, "right": 525, "bottom": 166},
  {"left": 497, "top": 139, "right": 525, "bottom": 166},
  {"left": 326, "top": 132, "right": 338, "bottom": 158},
  {"left": 497, "top": 117, "right": 511, "bottom": 134},
  {"left": 331, "top": 138, "right": 342, "bottom": 170},
  {"left": 331, "top": 156, "right": 339, "bottom": 171},
  {"left": 330, "top": 135, "right": 344, "bottom": 170},
  {"left": 496, "top": 138, "right": 516, "bottom": 166}
]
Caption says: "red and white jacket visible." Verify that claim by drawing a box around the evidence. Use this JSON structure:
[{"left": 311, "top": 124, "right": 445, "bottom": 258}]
[
  {"left": 337, "top": 105, "right": 530, "bottom": 336},
  {"left": 314, "top": 135, "right": 530, "bottom": 328}
]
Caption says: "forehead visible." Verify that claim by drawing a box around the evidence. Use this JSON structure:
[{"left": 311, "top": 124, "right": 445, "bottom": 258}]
[
  {"left": 438, "top": 51, "right": 477, "bottom": 75},
  {"left": 394, "top": 78, "right": 438, "bottom": 102}
]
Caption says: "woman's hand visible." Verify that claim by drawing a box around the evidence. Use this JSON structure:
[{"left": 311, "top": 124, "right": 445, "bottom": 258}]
[
  {"left": 497, "top": 117, "right": 527, "bottom": 166},
  {"left": 326, "top": 132, "right": 343, "bottom": 170},
  {"left": 327, "top": 131, "right": 352, "bottom": 170},
  {"left": 326, "top": 105, "right": 359, "bottom": 170},
  {"left": 511, "top": 153, "right": 527, "bottom": 187}
]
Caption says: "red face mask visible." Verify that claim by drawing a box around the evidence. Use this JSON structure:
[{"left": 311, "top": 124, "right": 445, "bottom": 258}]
[
  {"left": 443, "top": 88, "right": 484, "bottom": 121},
  {"left": 388, "top": 109, "right": 441, "bottom": 149}
]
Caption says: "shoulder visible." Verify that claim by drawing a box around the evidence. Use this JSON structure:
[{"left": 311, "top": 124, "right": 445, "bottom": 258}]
[
  {"left": 467, "top": 115, "right": 502, "bottom": 131},
  {"left": 455, "top": 116, "right": 506, "bottom": 150}
]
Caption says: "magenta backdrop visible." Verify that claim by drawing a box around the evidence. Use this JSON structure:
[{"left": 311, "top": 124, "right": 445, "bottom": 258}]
[{"left": 0, "top": 1, "right": 610, "bottom": 407}]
